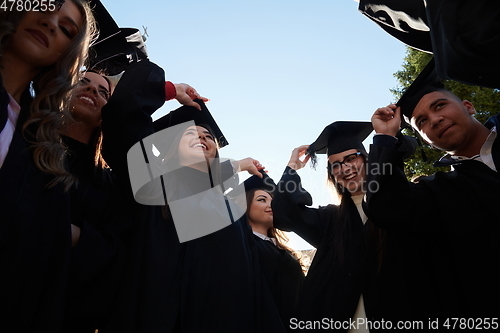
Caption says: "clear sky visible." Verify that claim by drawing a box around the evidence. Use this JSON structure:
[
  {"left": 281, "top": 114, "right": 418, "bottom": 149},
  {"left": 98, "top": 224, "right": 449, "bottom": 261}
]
[{"left": 103, "top": 0, "right": 408, "bottom": 250}]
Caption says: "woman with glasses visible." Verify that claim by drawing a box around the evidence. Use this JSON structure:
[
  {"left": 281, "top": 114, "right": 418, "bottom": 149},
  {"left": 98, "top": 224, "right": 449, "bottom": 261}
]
[{"left": 272, "top": 121, "right": 412, "bottom": 332}]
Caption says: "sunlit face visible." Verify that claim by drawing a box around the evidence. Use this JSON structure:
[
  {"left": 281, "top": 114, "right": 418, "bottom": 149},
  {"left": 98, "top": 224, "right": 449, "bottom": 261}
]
[
  {"left": 178, "top": 125, "right": 217, "bottom": 166},
  {"left": 70, "top": 71, "right": 110, "bottom": 129},
  {"left": 328, "top": 148, "right": 366, "bottom": 195},
  {"left": 247, "top": 190, "right": 273, "bottom": 230},
  {"left": 8, "top": 1, "right": 82, "bottom": 69},
  {"left": 410, "top": 91, "right": 477, "bottom": 153}
]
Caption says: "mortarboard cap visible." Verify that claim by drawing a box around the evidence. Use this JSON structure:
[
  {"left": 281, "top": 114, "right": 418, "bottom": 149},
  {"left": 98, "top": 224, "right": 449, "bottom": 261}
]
[
  {"left": 396, "top": 58, "right": 444, "bottom": 124},
  {"left": 153, "top": 99, "right": 228, "bottom": 148},
  {"left": 87, "top": 0, "right": 148, "bottom": 75},
  {"left": 86, "top": 0, "right": 118, "bottom": 43},
  {"left": 307, "top": 121, "right": 373, "bottom": 166},
  {"left": 243, "top": 171, "right": 276, "bottom": 195}
]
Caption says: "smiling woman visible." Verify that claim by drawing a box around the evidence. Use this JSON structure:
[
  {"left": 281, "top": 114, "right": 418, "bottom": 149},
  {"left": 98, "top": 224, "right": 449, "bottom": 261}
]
[
  {"left": 59, "top": 69, "right": 132, "bottom": 333},
  {"left": 0, "top": 0, "right": 96, "bottom": 182},
  {"left": 97, "top": 60, "right": 289, "bottom": 332},
  {"left": 243, "top": 172, "right": 305, "bottom": 330},
  {"left": 177, "top": 125, "right": 218, "bottom": 170},
  {"left": 0, "top": 1, "right": 98, "bottom": 332},
  {"left": 8, "top": 4, "right": 83, "bottom": 68},
  {"left": 272, "top": 121, "right": 415, "bottom": 331},
  {"left": 64, "top": 71, "right": 111, "bottom": 145}
]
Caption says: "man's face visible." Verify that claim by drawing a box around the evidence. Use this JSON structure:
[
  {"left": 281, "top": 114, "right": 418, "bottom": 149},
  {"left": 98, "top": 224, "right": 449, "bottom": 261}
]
[{"left": 410, "top": 91, "right": 477, "bottom": 153}]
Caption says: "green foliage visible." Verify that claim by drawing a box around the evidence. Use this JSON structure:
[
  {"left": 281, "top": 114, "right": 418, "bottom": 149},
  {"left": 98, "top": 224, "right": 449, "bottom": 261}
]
[
  {"left": 392, "top": 47, "right": 500, "bottom": 179},
  {"left": 392, "top": 49, "right": 433, "bottom": 100}
]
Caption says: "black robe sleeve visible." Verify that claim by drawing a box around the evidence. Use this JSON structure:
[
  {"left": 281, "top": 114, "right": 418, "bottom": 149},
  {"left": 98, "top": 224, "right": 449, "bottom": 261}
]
[
  {"left": 101, "top": 60, "right": 166, "bottom": 183},
  {"left": 253, "top": 236, "right": 304, "bottom": 331},
  {"left": 99, "top": 62, "right": 287, "bottom": 333},
  {"left": 61, "top": 137, "right": 129, "bottom": 332},
  {"left": 365, "top": 134, "right": 500, "bottom": 320},
  {"left": 359, "top": 0, "right": 500, "bottom": 89},
  {"left": 365, "top": 136, "right": 441, "bottom": 232},
  {"left": 272, "top": 167, "right": 375, "bottom": 329},
  {"left": 0, "top": 81, "right": 72, "bottom": 333},
  {"left": 273, "top": 166, "right": 337, "bottom": 247}
]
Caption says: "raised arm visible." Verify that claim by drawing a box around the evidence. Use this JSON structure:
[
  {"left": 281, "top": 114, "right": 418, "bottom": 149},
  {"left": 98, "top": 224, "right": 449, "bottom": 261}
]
[
  {"left": 272, "top": 146, "right": 335, "bottom": 247},
  {"left": 365, "top": 104, "right": 438, "bottom": 231},
  {"left": 101, "top": 60, "right": 166, "bottom": 180}
]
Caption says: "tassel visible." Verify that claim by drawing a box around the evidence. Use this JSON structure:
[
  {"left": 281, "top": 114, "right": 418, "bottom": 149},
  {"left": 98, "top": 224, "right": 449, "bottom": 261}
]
[{"left": 414, "top": 134, "right": 428, "bottom": 163}]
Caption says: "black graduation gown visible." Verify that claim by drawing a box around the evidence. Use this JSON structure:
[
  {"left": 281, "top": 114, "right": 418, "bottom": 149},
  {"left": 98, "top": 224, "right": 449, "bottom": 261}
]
[
  {"left": 358, "top": 0, "right": 500, "bottom": 89},
  {"left": 252, "top": 234, "right": 304, "bottom": 331},
  {"left": 61, "top": 136, "right": 128, "bottom": 332},
  {"left": 365, "top": 116, "right": 500, "bottom": 323},
  {"left": 99, "top": 60, "right": 286, "bottom": 333},
  {"left": 0, "top": 83, "right": 72, "bottom": 332},
  {"left": 272, "top": 167, "right": 413, "bottom": 332}
]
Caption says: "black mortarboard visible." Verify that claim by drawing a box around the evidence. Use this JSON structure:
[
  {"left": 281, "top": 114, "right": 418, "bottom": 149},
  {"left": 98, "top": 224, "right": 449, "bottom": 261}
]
[
  {"left": 87, "top": 0, "right": 148, "bottom": 75},
  {"left": 396, "top": 58, "right": 444, "bottom": 124},
  {"left": 360, "top": 0, "right": 500, "bottom": 89},
  {"left": 358, "top": 0, "right": 432, "bottom": 53},
  {"left": 243, "top": 171, "right": 276, "bottom": 194},
  {"left": 153, "top": 99, "right": 228, "bottom": 148},
  {"left": 307, "top": 121, "right": 373, "bottom": 166},
  {"left": 87, "top": 0, "right": 118, "bottom": 42}
]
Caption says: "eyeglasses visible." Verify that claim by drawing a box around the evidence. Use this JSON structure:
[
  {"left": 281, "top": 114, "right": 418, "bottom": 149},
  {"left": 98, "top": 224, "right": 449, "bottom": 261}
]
[{"left": 328, "top": 152, "right": 362, "bottom": 175}]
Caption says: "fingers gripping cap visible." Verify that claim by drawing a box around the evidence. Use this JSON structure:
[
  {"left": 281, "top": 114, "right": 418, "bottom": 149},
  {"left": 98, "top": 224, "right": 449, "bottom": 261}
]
[
  {"left": 87, "top": 0, "right": 149, "bottom": 75},
  {"left": 396, "top": 58, "right": 445, "bottom": 125},
  {"left": 243, "top": 171, "right": 277, "bottom": 195}
]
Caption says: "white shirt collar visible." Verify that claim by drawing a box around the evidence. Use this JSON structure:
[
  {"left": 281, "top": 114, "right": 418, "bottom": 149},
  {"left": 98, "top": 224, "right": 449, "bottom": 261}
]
[
  {"left": 0, "top": 93, "right": 21, "bottom": 168},
  {"left": 477, "top": 126, "right": 497, "bottom": 171},
  {"left": 252, "top": 231, "right": 277, "bottom": 246},
  {"left": 440, "top": 126, "right": 497, "bottom": 171}
]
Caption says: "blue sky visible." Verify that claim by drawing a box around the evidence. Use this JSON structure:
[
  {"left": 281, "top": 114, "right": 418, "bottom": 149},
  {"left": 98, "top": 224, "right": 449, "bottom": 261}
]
[{"left": 103, "top": 0, "right": 408, "bottom": 250}]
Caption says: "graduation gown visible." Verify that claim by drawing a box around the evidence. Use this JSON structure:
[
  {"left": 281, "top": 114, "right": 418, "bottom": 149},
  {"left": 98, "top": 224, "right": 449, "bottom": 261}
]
[
  {"left": 0, "top": 82, "right": 72, "bottom": 332},
  {"left": 365, "top": 114, "right": 500, "bottom": 321},
  {"left": 358, "top": 0, "right": 500, "bottom": 89},
  {"left": 252, "top": 234, "right": 304, "bottom": 331},
  {"left": 61, "top": 136, "right": 128, "bottom": 332},
  {"left": 100, "top": 60, "right": 286, "bottom": 333},
  {"left": 272, "top": 167, "right": 413, "bottom": 332}
]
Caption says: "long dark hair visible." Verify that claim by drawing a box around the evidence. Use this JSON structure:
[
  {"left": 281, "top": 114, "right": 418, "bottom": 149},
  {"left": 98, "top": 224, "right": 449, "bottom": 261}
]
[
  {"left": 326, "top": 151, "right": 386, "bottom": 270},
  {"left": 160, "top": 123, "right": 222, "bottom": 220},
  {"left": 245, "top": 188, "right": 307, "bottom": 273},
  {"left": 74, "top": 69, "right": 112, "bottom": 172}
]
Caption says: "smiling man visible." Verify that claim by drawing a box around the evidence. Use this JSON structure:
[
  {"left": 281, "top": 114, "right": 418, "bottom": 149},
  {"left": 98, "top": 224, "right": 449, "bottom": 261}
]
[{"left": 366, "top": 58, "right": 500, "bottom": 323}]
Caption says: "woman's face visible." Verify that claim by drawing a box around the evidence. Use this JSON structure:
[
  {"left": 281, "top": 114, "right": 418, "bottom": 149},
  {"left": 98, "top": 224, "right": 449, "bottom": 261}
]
[
  {"left": 70, "top": 71, "right": 110, "bottom": 129},
  {"left": 247, "top": 190, "right": 273, "bottom": 229},
  {"left": 8, "top": 2, "right": 83, "bottom": 68},
  {"left": 328, "top": 148, "right": 366, "bottom": 195},
  {"left": 178, "top": 125, "right": 217, "bottom": 166}
]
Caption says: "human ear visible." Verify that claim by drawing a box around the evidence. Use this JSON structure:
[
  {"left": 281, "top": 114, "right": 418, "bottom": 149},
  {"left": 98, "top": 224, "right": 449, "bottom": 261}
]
[{"left": 462, "top": 100, "right": 476, "bottom": 115}]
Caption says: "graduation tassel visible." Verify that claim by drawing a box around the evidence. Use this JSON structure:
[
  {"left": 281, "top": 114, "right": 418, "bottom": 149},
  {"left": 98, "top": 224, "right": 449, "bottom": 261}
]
[{"left": 413, "top": 132, "right": 428, "bottom": 163}]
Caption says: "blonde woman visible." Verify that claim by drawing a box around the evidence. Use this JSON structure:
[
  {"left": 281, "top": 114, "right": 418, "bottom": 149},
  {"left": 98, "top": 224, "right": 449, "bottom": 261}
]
[{"left": 0, "top": 2, "right": 97, "bottom": 331}]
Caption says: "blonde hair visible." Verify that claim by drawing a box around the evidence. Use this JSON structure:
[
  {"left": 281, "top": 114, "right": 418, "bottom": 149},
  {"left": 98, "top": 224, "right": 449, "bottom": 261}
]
[{"left": 1, "top": 1, "right": 98, "bottom": 190}]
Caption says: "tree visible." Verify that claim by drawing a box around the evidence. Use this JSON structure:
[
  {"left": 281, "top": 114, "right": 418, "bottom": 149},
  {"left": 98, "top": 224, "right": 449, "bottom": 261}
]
[{"left": 392, "top": 47, "right": 500, "bottom": 180}]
